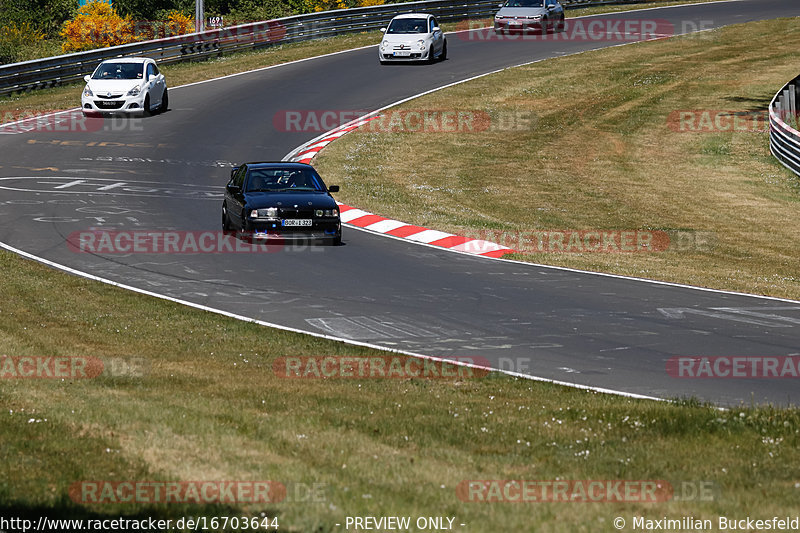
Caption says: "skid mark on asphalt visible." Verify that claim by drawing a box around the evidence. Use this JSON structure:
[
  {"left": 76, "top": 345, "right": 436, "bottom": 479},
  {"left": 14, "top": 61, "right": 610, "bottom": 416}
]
[
  {"left": 306, "top": 316, "right": 439, "bottom": 339},
  {"left": 658, "top": 306, "right": 800, "bottom": 327}
]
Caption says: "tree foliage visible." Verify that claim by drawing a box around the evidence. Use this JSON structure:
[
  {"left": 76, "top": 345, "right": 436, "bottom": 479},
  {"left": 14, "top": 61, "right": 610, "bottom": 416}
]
[
  {"left": 11, "top": 0, "right": 393, "bottom": 58},
  {"left": 0, "top": 21, "right": 45, "bottom": 63},
  {"left": 60, "top": 2, "right": 194, "bottom": 51},
  {"left": 113, "top": 0, "right": 193, "bottom": 22},
  {"left": 60, "top": 1, "right": 135, "bottom": 52},
  {"left": 0, "top": 0, "right": 77, "bottom": 36}
]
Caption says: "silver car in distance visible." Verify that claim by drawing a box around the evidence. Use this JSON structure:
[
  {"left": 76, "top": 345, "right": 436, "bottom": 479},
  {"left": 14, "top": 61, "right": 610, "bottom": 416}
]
[{"left": 494, "top": 0, "right": 565, "bottom": 34}]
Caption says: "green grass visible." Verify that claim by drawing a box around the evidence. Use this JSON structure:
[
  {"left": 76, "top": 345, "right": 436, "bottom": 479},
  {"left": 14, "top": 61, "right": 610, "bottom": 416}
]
[
  {"left": 314, "top": 17, "right": 800, "bottom": 300},
  {"left": 2, "top": 249, "right": 800, "bottom": 531}
]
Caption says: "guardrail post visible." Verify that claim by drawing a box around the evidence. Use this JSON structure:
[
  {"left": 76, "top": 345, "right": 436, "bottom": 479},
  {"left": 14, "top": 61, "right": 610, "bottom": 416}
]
[{"left": 795, "top": 83, "right": 800, "bottom": 116}]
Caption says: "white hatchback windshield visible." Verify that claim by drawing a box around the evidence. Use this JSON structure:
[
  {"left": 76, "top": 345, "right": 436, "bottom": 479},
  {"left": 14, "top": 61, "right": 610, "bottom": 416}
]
[
  {"left": 92, "top": 63, "right": 144, "bottom": 80},
  {"left": 386, "top": 18, "right": 429, "bottom": 34},
  {"left": 504, "top": 0, "right": 544, "bottom": 6}
]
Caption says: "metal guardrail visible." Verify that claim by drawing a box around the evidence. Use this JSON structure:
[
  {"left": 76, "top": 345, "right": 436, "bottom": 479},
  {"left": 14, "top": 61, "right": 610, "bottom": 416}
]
[
  {"left": 769, "top": 74, "right": 800, "bottom": 177},
  {"left": 0, "top": 0, "right": 652, "bottom": 96}
]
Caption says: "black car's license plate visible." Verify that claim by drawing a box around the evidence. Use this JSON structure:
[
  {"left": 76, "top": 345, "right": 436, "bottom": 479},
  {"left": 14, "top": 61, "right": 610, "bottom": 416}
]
[{"left": 282, "top": 219, "right": 312, "bottom": 227}]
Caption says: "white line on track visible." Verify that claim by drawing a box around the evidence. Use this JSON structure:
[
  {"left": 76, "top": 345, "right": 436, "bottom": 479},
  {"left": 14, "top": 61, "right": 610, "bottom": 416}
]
[{"left": 0, "top": 238, "right": 664, "bottom": 401}]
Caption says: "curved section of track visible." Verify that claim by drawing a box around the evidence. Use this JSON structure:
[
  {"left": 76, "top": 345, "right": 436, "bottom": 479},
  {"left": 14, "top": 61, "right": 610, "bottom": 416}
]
[{"left": 2, "top": 0, "right": 800, "bottom": 406}]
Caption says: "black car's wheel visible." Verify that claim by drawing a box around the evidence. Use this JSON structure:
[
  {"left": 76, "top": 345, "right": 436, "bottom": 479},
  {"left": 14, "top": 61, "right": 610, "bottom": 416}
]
[
  {"left": 241, "top": 211, "right": 253, "bottom": 234},
  {"left": 327, "top": 234, "right": 342, "bottom": 246},
  {"left": 222, "top": 205, "right": 232, "bottom": 233},
  {"left": 159, "top": 88, "right": 168, "bottom": 113},
  {"left": 143, "top": 94, "right": 151, "bottom": 116}
]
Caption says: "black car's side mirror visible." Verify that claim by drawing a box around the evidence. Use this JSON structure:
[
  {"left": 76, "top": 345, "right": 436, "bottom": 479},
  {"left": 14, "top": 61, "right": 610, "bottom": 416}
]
[
  {"left": 227, "top": 184, "right": 241, "bottom": 193},
  {"left": 230, "top": 168, "right": 238, "bottom": 179},
  {"left": 328, "top": 185, "right": 339, "bottom": 193}
]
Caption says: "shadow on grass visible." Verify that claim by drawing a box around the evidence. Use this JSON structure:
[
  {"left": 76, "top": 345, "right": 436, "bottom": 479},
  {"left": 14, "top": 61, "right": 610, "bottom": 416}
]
[{"left": 723, "top": 93, "right": 776, "bottom": 114}]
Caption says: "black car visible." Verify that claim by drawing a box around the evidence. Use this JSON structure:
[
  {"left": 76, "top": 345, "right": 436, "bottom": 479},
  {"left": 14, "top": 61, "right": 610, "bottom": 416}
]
[{"left": 222, "top": 162, "right": 342, "bottom": 245}]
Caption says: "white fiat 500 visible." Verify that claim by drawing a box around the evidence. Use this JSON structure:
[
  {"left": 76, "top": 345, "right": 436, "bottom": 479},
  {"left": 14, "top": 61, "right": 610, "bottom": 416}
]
[
  {"left": 81, "top": 57, "right": 168, "bottom": 116},
  {"left": 378, "top": 13, "right": 447, "bottom": 64}
]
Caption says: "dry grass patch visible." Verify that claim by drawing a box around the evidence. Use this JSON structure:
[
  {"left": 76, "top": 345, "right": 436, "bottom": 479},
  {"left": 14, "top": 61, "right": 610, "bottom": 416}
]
[{"left": 315, "top": 17, "right": 800, "bottom": 299}]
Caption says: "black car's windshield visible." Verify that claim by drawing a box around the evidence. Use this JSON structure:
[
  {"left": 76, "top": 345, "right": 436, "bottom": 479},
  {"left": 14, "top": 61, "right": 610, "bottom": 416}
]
[
  {"left": 386, "top": 18, "right": 428, "bottom": 34},
  {"left": 504, "top": 0, "right": 544, "bottom": 6},
  {"left": 92, "top": 62, "right": 144, "bottom": 80},
  {"left": 246, "top": 169, "right": 326, "bottom": 192}
]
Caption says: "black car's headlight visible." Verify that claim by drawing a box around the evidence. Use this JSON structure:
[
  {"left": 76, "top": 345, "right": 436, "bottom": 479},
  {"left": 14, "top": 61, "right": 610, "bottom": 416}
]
[
  {"left": 315, "top": 209, "right": 338, "bottom": 217},
  {"left": 251, "top": 207, "right": 278, "bottom": 218}
]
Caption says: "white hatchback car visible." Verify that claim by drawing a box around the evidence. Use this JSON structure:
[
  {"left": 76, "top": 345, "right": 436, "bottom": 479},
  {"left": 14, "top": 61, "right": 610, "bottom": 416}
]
[
  {"left": 378, "top": 13, "right": 447, "bottom": 64},
  {"left": 81, "top": 57, "right": 168, "bottom": 116}
]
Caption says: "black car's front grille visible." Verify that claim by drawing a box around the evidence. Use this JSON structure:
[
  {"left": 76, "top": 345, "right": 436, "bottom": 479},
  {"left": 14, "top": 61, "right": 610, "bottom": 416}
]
[{"left": 279, "top": 207, "right": 314, "bottom": 219}]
